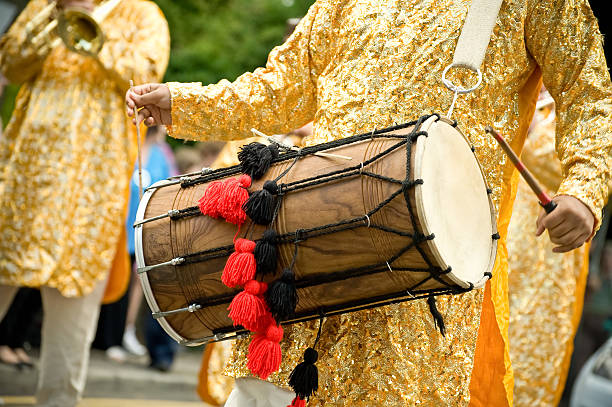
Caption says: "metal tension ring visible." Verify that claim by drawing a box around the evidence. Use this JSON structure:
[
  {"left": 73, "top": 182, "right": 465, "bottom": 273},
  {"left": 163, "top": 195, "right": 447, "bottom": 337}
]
[{"left": 441, "top": 64, "right": 483, "bottom": 95}]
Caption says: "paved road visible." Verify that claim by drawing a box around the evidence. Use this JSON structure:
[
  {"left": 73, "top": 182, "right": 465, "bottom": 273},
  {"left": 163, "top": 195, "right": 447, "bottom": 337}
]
[{"left": 0, "top": 348, "right": 213, "bottom": 406}]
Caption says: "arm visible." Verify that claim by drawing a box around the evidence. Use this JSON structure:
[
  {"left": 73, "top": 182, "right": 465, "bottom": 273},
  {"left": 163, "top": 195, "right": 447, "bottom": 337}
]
[
  {"left": 526, "top": 0, "right": 612, "bottom": 230},
  {"left": 96, "top": 0, "right": 170, "bottom": 92},
  {"left": 164, "top": 0, "right": 334, "bottom": 142},
  {"left": 0, "top": 0, "right": 51, "bottom": 84},
  {"left": 526, "top": 0, "right": 612, "bottom": 251}
]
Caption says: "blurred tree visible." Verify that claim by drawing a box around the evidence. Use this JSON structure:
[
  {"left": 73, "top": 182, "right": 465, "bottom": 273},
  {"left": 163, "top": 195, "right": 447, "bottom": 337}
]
[{"left": 154, "top": 0, "right": 314, "bottom": 84}]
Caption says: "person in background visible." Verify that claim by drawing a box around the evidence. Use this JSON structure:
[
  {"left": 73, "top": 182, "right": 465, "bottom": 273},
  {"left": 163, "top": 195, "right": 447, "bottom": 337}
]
[
  {"left": 507, "top": 87, "right": 592, "bottom": 406},
  {"left": 0, "top": 1, "right": 169, "bottom": 405},
  {"left": 125, "top": 125, "right": 179, "bottom": 371}
]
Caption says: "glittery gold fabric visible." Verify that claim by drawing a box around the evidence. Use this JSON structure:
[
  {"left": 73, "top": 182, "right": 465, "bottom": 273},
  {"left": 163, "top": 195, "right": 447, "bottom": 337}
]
[
  {"left": 166, "top": 0, "right": 611, "bottom": 404},
  {"left": 0, "top": 0, "right": 169, "bottom": 297},
  {"left": 508, "top": 102, "right": 590, "bottom": 407}
]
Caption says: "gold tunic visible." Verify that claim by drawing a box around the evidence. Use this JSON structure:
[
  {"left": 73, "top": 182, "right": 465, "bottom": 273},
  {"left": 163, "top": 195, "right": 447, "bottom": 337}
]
[
  {"left": 0, "top": 0, "right": 170, "bottom": 297},
  {"left": 508, "top": 102, "right": 590, "bottom": 407},
  {"left": 166, "top": 0, "right": 611, "bottom": 405}
]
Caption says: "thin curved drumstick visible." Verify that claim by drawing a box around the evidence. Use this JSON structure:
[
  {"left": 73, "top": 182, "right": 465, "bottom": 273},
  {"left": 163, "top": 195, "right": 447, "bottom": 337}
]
[
  {"left": 486, "top": 126, "right": 557, "bottom": 213},
  {"left": 129, "top": 80, "right": 143, "bottom": 200}
]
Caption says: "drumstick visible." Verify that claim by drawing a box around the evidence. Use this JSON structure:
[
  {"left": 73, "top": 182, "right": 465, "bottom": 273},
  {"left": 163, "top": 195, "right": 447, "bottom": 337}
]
[
  {"left": 485, "top": 126, "right": 557, "bottom": 213},
  {"left": 129, "top": 80, "right": 144, "bottom": 200},
  {"left": 251, "top": 128, "right": 352, "bottom": 160}
]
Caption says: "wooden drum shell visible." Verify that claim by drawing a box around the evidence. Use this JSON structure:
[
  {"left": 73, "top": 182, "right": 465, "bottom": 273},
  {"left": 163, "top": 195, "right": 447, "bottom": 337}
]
[{"left": 136, "top": 116, "right": 497, "bottom": 344}]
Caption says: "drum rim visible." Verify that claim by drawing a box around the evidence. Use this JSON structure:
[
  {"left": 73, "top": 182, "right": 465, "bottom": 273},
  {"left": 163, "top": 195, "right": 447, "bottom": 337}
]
[
  {"left": 414, "top": 116, "right": 498, "bottom": 289},
  {"left": 134, "top": 180, "right": 194, "bottom": 346}
]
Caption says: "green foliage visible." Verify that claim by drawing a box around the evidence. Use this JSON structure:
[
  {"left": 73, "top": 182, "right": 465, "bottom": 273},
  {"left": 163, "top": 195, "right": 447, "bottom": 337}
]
[
  {"left": 1, "top": 84, "right": 18, "bottom": 129},
  {"left": 154, "top": 0, "right": 314, "bottom": 84}
]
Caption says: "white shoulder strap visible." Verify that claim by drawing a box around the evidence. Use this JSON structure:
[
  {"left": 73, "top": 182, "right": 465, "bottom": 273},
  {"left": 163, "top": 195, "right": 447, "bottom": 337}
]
[{"left": 452, "top": 0, "right": 504, "bottom": 71}]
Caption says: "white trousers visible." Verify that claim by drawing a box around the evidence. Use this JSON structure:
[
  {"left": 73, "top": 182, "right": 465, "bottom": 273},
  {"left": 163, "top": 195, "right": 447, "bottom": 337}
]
[
  {"left": 0, "top": 280, "right": 106, "bottom": 407},
  {"left": 224, "top": 378, "right": 294, "bottom": 407}
]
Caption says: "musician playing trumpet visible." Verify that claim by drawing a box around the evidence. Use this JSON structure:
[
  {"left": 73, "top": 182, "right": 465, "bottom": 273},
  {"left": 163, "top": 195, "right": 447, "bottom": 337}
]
[{"left": 0, "top": 1, "right": 169, "bottom": 405}]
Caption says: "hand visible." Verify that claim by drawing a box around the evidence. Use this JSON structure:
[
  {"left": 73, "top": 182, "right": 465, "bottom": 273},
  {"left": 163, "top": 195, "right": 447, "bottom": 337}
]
[
  {"left": 536, "top": 195, "right": 595, "bottom": 253},
  {"left": 125, "top": 83, "right": 172, "bottom": 126},
  {"left": 56, "top": 0, "right": 94, "bottom": 12}
]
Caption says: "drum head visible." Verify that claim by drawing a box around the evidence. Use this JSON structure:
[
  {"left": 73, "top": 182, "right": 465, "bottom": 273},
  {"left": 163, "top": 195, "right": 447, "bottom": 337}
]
[{"left": 414, "top": 118, "right": 496, "bottom": 288}]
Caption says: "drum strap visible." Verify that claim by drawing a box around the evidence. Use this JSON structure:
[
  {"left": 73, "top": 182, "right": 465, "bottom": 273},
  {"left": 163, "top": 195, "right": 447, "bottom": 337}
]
[{"left": 453, "top": 0, "right": 504, "bottom": 71}]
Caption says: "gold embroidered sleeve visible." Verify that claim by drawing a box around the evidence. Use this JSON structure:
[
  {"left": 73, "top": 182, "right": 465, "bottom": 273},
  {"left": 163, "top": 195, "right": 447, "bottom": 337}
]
[
  {"left": 525, "top": 0, "right": 612, "bottom": 228},
  {"left": 0, "top": 0, "right": 50, "bottom": 84},
  {"left": 96, "top": 1, "right": 170, "bottom": 92},
  {"left": 166, "top": 0, "right": 334, "bottom": 142}
]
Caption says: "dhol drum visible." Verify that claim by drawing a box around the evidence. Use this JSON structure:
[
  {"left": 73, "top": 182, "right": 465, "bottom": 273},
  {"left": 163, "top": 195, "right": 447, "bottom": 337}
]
[{"left": 135, "top": 114, "right": 498, "bottom": 345}]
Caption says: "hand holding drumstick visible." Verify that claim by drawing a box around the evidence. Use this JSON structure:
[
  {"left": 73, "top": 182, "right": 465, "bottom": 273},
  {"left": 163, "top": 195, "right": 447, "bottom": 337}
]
[
  {"left": 486, "top": 126, "right": 595, "bottom": 253},
  {"left": 126, "top": 83, "right": 172, "bottom": 126}
]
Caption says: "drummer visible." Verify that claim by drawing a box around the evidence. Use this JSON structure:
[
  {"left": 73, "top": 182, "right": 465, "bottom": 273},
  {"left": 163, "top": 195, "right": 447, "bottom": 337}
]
[{"left": 127, "top": 0, "right": 611, "bottom": 405}]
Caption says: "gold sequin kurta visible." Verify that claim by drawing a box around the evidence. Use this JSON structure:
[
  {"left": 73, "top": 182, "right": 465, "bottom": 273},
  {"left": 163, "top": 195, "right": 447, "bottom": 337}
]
[
  {"left": 508, "top": 101, "right": 590, "bottom": 406},
  {"left": 166, "top": 0, "right": 611, "bottom": 405},
  {"left": 0, "top": 0, "right": 170, "bottom": 297}
]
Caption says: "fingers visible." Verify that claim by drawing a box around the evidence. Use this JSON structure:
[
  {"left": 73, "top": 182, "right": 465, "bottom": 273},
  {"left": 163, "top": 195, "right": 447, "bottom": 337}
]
[
  {"left": 125, "top": 90, "right": 138, "bottom": 117},
  {"left": 552, "top": 231, "right": 590, "bottom": 253},
  {"left": 539, "top": 208, "right": 564, "bottom": 231},
  {"left": 133, "top": 87, "right": 163, "bottom": 106},
  {"left": 549, "top": 229, "right": 580, "bottom": 245},
  {"left": 535, "top": 195, "right": 595, "bottom": 253},
  {"left": 136, "top": 108, "right": 152, "bottom": 124},
  {"left": 535, "top": 209, "right": 546, "bottom": 236},
  {"left": 547, "top": 220, "right": 574, "bottom": 238},
  {"left": 125, "top": 83, "right": 158, "bottom": 112}
]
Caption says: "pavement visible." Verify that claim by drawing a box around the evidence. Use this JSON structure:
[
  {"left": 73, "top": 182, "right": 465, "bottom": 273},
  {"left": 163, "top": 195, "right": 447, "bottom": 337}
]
[{"left": 0, "top": 347, "right": 214, "bottom": 407}]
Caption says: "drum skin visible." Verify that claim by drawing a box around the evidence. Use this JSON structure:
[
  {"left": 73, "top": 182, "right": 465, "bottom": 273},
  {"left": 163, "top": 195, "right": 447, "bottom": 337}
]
[{"left": 136, "top": 116, "right": 497, "bottom": 344}]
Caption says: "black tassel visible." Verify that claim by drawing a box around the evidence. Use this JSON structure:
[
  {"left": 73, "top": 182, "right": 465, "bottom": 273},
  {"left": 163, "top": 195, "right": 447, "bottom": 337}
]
[
  {"left": 265, "top": 268, "right": 298, "bottom": 321},
  {"left": 243, "top": 180, "right": 279, "bottom": 225},
  {"left": 238, "top": 142, "right": 279, "bottom": 180},
  {"left": 288, "top": 347, "right": 319, "bottom": 400},
  {"left": 427, "top": 295, "right": 446, "bottom": 337},
  {"left": 254, "top": 229, "right": 278, "bottom": 277}
]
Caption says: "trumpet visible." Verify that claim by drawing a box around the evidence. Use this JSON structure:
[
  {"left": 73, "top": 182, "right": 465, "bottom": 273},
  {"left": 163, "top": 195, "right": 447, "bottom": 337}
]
[{"left": 25, "top": 0, "right": 121, "bottom": 57}]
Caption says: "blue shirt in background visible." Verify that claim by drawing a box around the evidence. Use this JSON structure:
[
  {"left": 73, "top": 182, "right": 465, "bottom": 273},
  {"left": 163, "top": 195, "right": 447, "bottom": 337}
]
[{"left": 126, "top": 143, "right": 172, "bottom": 255}]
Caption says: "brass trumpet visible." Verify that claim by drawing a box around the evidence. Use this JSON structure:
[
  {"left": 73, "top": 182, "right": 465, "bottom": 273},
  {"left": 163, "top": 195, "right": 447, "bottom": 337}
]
[{"left": 25, "top": 0, "right": 120, "bottom": 57}]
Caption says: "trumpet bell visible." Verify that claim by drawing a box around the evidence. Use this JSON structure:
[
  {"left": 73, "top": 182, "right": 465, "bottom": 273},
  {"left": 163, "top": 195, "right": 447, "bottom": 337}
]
[{"left": 57, "top": 8, "right": 104, "bottom": 57}]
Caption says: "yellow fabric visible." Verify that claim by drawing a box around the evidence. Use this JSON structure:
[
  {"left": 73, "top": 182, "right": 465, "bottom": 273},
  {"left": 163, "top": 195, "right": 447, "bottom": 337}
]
[
  {"left": 468, "top": 281, "right": 510, "bottom": 407},
  {"left": 507, "top": 93, "right": 591, "bottom": 406},
  {"left": 0, "top": 0, "right": 170, "bottom": 297},
  {"left": 102, "top": 225, "right": 131, "bottom": 304},
  {"left": 166, "top": 0, "right": 611, "bottom": 404}
]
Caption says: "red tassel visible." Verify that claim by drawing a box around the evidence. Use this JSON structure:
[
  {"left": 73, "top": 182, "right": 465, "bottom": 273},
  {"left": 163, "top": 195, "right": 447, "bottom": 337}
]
[
  {"left": 287, "top": 397, "right": 306, "bottom": 407},
  {"left": 228, "top": 280, "right": 269, "bottom": 331},
  {"left": 247, "top": 322, "right": 284, "bottom": 379},
  {"left": 218, "top": 174, "right": 251, "bottom": 225},
  {"left": 222, "top": 239, "right": 256, "bottom": 287},
  {"left": 198, "top": 180, "right": 225, "bottom": 218}
]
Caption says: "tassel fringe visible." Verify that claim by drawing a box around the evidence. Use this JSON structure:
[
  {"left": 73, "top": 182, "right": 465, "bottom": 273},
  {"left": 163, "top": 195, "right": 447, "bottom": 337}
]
[
  {"left": 254, "top": 229, "right": 278, "bottom": 277},
  {"left": 222, "top": 239, "right": 256, "bottom": 287},
  {"left": 228, "top": 280, "right": 269, "bottom": 332},
  {"left": 238, "top": 142, "right": 279, "bottom": 180},
  {"left": 288, "top": 347, "right": 319, "bottom": 399},
  {"left": 427, "top": 295, "right": 446, "bottom": 336},
  {"left": 247, "top": 322, "right": 284, "bottom": 380},
  {"left": 266, "top": 268, "right": 298, "bottom": 321},
  {"left": 243, "top": 180, "right": 279, "bottom": 225}
]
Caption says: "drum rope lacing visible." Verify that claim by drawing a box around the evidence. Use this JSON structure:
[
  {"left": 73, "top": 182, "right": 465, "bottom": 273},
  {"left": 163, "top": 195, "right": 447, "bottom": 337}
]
[{"left": 143, "top": 114, "right": 496, "bottom": 333}]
